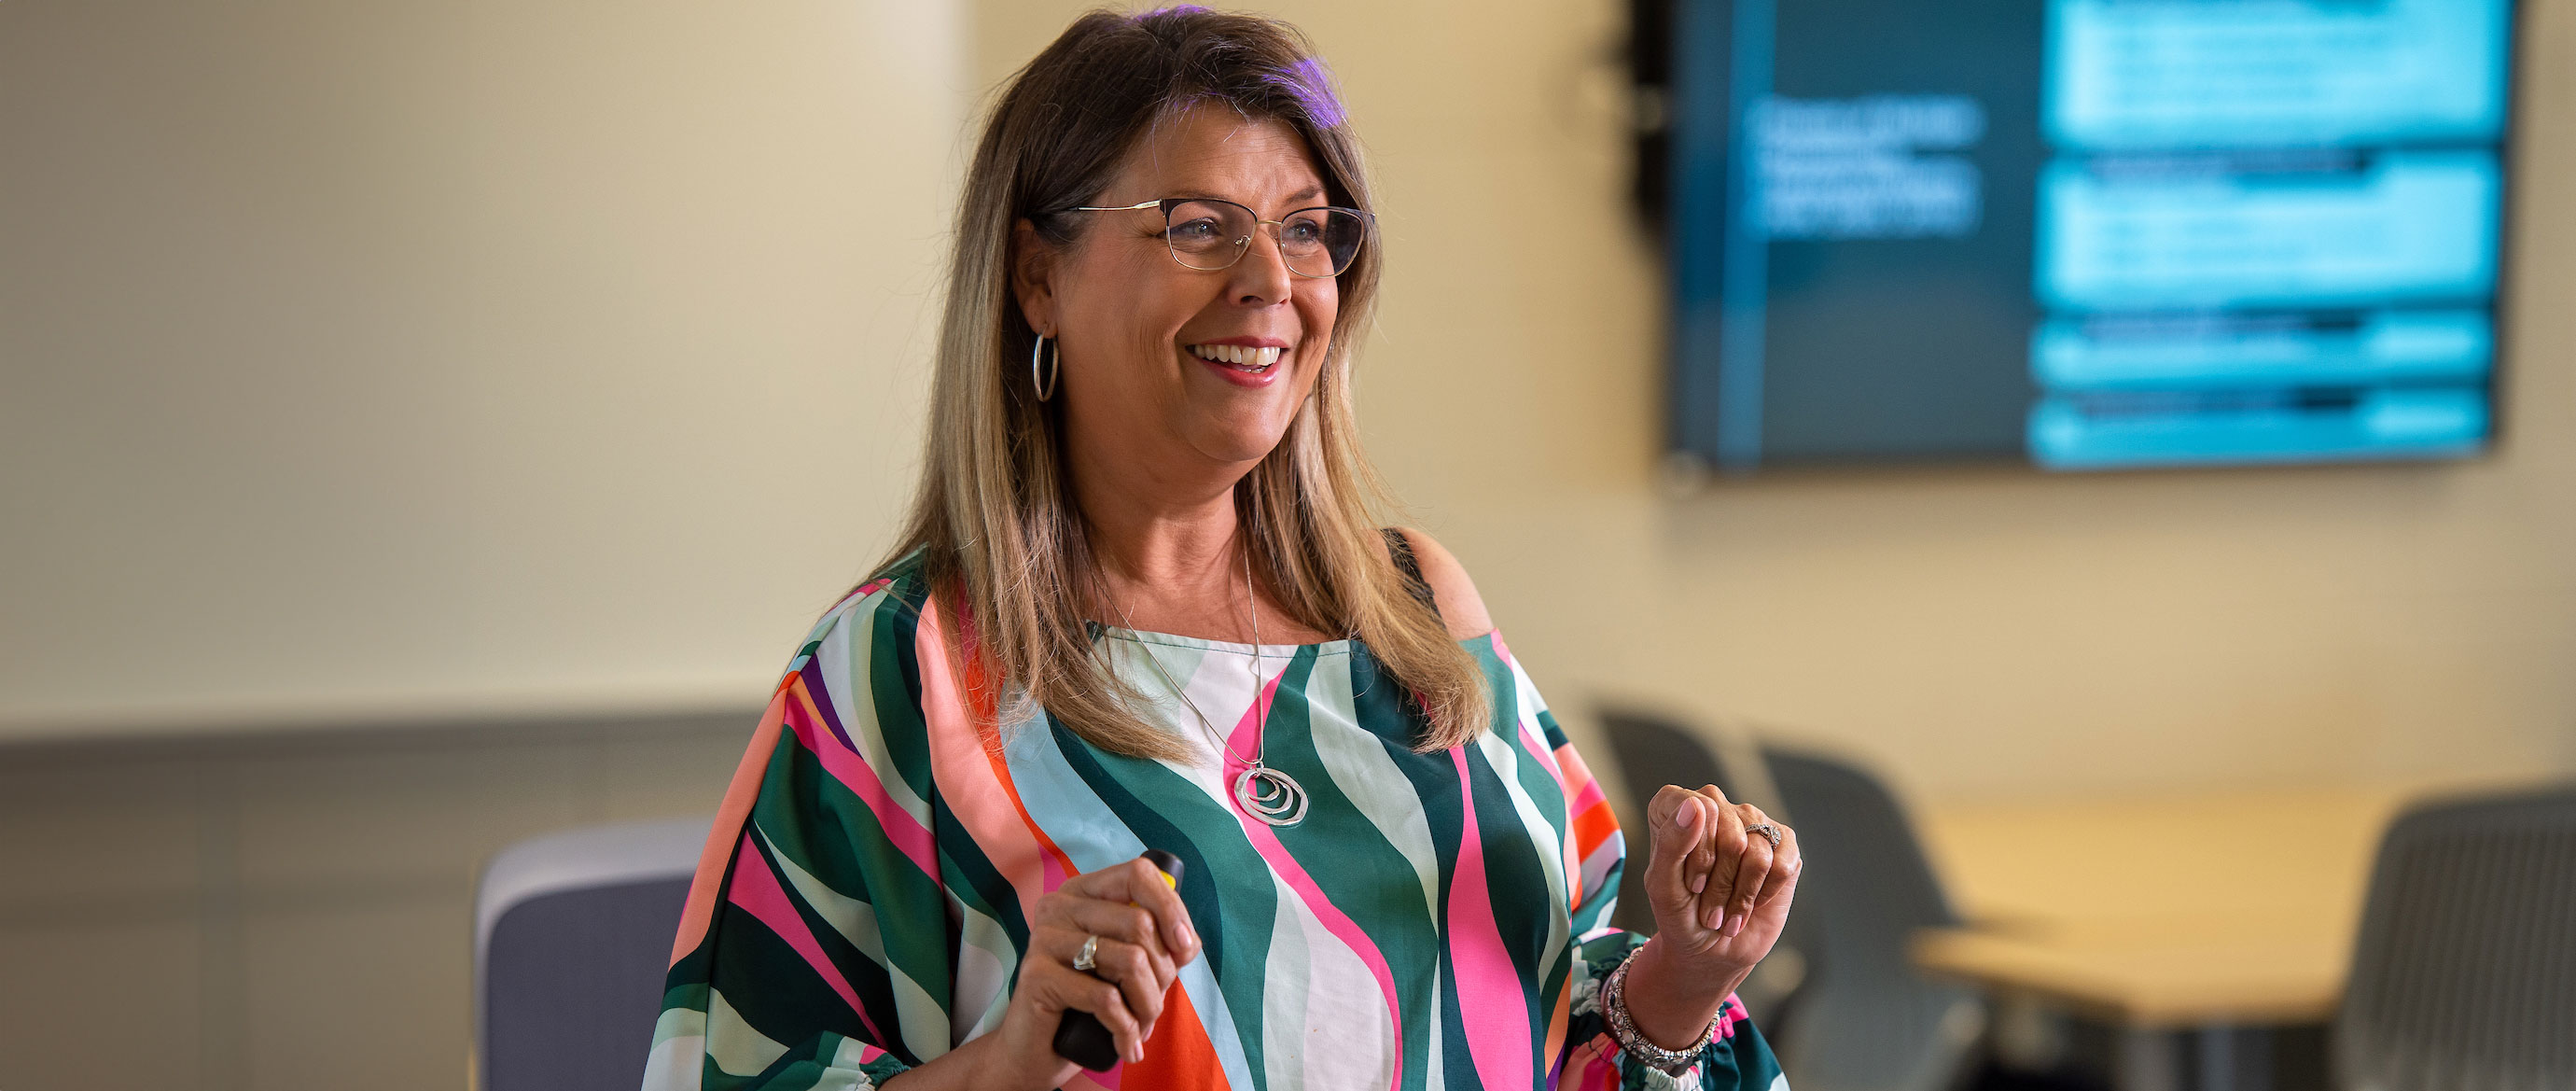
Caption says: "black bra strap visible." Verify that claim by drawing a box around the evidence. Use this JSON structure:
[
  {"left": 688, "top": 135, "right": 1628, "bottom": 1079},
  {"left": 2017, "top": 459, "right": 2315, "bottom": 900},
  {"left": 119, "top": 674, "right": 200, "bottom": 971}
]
[{"left": 1380, "top": 527, "right": 1441, "bottom": 621}]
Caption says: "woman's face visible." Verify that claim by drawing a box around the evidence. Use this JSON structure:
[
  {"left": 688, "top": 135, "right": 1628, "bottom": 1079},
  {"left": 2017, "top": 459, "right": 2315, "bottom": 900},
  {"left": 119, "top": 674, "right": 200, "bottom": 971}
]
[{"left": 1018, "top": 106, "right": 1341, "bottom": 477}]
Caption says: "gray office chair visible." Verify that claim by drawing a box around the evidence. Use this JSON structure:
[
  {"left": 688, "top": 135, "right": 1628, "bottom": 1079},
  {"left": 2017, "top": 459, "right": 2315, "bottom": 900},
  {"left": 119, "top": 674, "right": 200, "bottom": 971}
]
[
  {"left": 1599, "top": 708, "right": 1734, "bottom": 939},
  {"left": 1598, "top": 708, "right": 1980, "bottom": 1091},
  {"left": 1761, "top": 747, "right": 1983, "bottom": 1091},
  {"left": 2335, "top": 783, "right": 2576, "bottom": 1091},
  {"left": 475, "top": 817, "right": 712, "bottom": 1091},
  {"left": 1600, "top": 709, "right": 1805, "bottom": 1003}
]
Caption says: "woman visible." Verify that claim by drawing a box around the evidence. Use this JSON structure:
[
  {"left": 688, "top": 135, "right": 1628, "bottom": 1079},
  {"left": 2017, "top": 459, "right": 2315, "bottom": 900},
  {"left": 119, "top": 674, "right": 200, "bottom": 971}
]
[{"left": 642, "top": 8, "right": 1801, "bottom": 1090}]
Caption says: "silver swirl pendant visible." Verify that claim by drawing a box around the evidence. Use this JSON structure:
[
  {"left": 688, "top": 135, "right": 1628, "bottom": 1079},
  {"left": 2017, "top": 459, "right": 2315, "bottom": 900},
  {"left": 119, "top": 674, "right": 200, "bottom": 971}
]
[{"left": 1232, "top": 762, "right": 1309, "bottom": 827}]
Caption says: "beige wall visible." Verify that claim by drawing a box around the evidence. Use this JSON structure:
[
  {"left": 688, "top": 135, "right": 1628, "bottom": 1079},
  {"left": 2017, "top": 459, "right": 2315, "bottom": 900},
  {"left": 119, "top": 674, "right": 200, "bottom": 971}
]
[
  {"left": 980, "top": 0, "right": 2576, "bottom": 804},
  {"left": 0, "top": 0, "right": 962, "bottom": 736}
]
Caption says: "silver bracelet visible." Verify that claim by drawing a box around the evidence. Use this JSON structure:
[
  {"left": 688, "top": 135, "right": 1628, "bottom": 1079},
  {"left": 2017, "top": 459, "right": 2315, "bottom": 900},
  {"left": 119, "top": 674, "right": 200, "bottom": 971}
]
[{"left": 1601, "top": 952, "right": 1717, "bottom": 1076}]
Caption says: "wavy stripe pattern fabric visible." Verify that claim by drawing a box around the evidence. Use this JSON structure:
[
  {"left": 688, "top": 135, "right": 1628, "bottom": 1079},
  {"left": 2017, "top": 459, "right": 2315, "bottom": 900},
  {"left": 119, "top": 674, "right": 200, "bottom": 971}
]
[{"left": 643, "top": 555, "right": 1787, "bottom": 1091}]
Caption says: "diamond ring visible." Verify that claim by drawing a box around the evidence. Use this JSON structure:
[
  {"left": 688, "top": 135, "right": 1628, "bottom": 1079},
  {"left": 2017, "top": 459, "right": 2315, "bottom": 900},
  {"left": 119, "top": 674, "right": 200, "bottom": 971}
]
[
  {"left": 1073, "top": 933, "right": 1100, "bottom": 972},
  {"left": 1746, "top": 822, "right": 1784, "bottom": 851}
]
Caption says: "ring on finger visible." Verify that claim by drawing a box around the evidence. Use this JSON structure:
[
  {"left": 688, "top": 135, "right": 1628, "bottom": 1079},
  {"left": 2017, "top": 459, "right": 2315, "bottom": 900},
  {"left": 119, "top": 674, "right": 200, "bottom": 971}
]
[
  {"left": 1074, "top": 933, "right": 1100, "bottom": 972},
  {"left": 1745, "top": 822, "right": 1784, "bottom": 851}
]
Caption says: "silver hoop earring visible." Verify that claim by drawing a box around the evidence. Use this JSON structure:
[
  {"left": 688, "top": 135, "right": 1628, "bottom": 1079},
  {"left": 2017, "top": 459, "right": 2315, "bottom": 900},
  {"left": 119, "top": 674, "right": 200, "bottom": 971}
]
[{"left": 1030, "top": 333, "right": 1059, "bottom": 401}]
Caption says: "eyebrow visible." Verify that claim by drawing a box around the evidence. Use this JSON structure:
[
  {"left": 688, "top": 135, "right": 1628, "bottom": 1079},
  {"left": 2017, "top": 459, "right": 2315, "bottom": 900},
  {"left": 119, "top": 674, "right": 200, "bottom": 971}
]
[{"left": 1170, "top": 184, "right": 1329, "bottom": 206}]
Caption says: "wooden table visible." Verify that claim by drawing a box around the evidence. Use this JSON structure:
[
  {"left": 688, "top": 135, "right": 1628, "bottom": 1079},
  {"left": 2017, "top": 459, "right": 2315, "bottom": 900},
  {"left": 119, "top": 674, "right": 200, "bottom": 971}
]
[{"left": 1908, "top": 786, "right": 2421, "bottom": 1091}]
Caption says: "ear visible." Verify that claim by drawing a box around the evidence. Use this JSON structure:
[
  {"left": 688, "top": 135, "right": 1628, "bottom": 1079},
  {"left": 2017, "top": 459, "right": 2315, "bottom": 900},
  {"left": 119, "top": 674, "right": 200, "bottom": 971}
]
[{"left": 1010, "top": 218, "right": 1057, "bottom": 336}]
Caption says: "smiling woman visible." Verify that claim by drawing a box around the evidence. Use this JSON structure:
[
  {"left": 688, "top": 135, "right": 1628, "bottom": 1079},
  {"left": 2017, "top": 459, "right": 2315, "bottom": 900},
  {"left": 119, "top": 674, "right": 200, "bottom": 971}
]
[{"left": 642, "top": 7, "right": 1802, "bottom": 1091}]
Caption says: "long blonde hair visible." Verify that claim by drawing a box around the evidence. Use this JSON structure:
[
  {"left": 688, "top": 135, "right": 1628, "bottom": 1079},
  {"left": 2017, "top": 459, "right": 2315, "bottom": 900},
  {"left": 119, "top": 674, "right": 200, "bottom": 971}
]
[{"left": 875, "top": 7, "right": 1489, "bottom": 761}]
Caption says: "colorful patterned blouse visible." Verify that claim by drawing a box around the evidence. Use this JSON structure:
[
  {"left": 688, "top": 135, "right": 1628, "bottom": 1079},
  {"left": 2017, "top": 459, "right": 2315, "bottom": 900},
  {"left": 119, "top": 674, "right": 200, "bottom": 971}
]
[{"left": 643, "top": 552, "right": 1789, "bottom": 1091}]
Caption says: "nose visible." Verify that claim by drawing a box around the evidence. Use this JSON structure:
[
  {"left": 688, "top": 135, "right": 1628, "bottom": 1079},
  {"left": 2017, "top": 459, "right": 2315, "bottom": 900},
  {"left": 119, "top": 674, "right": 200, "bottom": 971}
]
[{"left": 1226, "top": 222, "right": 1295, "bottom": 307}]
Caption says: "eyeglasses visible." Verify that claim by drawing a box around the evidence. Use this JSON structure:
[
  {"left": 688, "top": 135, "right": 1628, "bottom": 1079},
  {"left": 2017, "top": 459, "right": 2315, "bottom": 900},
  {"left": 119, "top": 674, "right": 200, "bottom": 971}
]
[{"left": 1061, "top": 197, "right": 1372, "bottom": 278}]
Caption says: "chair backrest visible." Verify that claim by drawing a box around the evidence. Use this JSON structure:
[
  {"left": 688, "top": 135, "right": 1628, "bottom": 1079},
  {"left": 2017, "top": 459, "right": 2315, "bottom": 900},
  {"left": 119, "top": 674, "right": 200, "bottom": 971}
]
[
  {"left": 1599, "top": 707, "right": 1822, "bottom": 1028},
  {"left": 1760, "top": 748, "right": 1978, "bottom": 1091},
  {"left": 1596, "top": 707, "right": 1739, "bottom": 938},
  {"left": 2335, "top": 783, "right": 2576, "bottom": 1091},
  {"left": 475, "top": 817, "right": 712, "bottom": 1091}
]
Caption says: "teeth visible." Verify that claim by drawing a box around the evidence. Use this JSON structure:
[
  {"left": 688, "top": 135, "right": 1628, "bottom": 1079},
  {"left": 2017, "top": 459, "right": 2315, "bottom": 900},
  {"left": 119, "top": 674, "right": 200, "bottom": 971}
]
[{"left": 1187, "top": 344, "right": 1285, "bottom": 370}]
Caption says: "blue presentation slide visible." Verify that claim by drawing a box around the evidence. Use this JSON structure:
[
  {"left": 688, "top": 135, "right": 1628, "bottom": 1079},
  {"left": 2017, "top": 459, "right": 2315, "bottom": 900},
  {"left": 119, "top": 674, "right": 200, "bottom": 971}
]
[
  {"left": 2025, "top": 0, "right": 2511, "bottom": 470},
  {"left": 2037, "top": 151, "right": 2500, "bottom": 312},
  {"left": 2047, "top": 0, "right": 2511, "bottom": 150},
  {"left": 2031, "top": 310, "right": 2492, "bottom": 391},
  {"left": 2029, "top": 387, "right": 2487, "bottom": 469}
]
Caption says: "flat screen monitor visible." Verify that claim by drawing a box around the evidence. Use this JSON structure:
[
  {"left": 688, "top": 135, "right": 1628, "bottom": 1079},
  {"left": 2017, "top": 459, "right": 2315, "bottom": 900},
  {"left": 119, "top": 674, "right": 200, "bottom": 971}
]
[{"left": 1664, "top": 0, "right": 2517, "bottom": 472}]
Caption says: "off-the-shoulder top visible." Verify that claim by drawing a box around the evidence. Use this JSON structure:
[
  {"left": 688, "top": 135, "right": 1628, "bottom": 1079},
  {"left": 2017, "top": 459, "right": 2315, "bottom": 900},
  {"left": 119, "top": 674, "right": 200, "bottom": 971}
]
[{"left": 642, "top": 548, "right": 1787, "bottom": 1091}]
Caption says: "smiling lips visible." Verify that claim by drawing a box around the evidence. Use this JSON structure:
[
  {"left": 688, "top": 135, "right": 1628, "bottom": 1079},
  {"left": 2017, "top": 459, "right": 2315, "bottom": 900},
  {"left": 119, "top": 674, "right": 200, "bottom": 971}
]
[{"left": 1186, "top": 342, "right": 1285, "bottom": 374}]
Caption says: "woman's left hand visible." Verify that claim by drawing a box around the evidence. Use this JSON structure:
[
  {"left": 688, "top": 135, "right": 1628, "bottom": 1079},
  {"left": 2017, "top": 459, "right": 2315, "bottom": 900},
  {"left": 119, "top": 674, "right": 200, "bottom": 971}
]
[{"left": 1638, "top": 783, "right": 1802, "bottom": 991}]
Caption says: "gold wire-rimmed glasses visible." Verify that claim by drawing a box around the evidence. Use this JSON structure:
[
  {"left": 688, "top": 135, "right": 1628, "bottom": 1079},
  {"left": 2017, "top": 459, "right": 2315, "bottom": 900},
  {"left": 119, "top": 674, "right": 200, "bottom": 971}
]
[{"left": 1062, "top": 197, "right": 1372, "bottom": 278}]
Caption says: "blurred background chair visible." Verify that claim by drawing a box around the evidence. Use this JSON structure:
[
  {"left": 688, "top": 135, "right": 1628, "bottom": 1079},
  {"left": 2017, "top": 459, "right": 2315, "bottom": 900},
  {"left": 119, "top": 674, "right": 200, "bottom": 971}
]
[
  {"left": 475, "top": 816, "right": 711, "bottom": 1091},
  {"left": 1601, "top": 707, "right": 1984, "bottom": 1091},
  {"left": 1599, "top": 709, "right": 1733, "bottom": 930},
  {"left": 2334, "top": 783, "right": 2576, "bottom": 1091}
]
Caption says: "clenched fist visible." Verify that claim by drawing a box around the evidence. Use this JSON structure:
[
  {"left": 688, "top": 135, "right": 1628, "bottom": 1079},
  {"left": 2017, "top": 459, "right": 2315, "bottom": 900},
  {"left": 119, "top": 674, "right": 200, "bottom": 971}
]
[{"left": 1637, "top": 783, "right": 1800, "bottom": 996}]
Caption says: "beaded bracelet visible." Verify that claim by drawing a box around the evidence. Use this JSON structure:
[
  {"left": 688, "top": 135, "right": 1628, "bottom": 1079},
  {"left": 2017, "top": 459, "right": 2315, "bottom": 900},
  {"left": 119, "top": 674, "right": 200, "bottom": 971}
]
[{"left": 1601, "top": 953, "right": 1720, "bottom": 1077}]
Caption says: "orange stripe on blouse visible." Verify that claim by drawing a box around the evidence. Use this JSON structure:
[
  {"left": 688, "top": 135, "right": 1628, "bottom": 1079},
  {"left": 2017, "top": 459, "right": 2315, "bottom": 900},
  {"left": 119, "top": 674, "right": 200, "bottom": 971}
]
[
  {"left": 668, "top": 676, "right": 795, "bottom": 965},
  {"left": 914, "top": 590, "right": 1079, "bottom": 914}
]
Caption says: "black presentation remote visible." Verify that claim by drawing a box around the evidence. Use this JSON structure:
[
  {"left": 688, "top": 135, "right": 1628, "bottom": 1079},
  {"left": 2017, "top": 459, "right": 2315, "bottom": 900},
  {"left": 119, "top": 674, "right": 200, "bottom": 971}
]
[{"left": 1051, "top": 848, "right": 1186, "bottom": 1071}]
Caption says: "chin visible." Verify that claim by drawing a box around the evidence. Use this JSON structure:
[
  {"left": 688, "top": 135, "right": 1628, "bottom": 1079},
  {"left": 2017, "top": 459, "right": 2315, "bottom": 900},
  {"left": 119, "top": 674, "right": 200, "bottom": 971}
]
[
  {"left": 1188, "top": 419, "right": 1294, "bottom": 466},
  {"left": 1199, "top": 436, "right": 1288, "bottom": 466}
]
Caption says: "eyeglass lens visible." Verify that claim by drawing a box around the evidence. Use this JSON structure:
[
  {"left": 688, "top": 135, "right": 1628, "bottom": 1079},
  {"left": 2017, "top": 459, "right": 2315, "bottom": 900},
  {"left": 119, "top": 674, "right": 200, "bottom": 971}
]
[{"left": 1163, "top": 199, "right": 1366, "bottom": 277}]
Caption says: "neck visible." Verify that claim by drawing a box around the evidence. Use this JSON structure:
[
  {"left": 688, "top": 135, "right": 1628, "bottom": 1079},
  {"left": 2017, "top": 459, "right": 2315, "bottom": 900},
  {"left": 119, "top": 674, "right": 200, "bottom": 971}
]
[{"left": 1067, "top": 443, "right": 1255, "bottom": 619}]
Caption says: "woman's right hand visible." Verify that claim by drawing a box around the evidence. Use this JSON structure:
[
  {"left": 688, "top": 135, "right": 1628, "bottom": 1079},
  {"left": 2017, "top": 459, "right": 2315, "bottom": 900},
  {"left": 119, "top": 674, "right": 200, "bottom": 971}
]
[{"left": 969, "top": 854, "right": 1203, "bottom": 1090}]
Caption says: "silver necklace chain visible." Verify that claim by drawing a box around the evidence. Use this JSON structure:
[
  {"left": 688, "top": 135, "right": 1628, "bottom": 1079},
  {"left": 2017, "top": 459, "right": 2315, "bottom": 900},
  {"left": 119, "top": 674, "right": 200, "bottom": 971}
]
[{"left": 1094, "top": 537, "right": 1309, "bottom": 827}]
